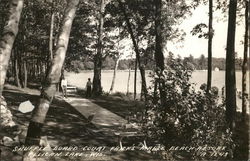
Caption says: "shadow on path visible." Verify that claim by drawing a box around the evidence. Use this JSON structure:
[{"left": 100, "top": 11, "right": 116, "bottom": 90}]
[{"left": 2, "top": 85, "right": 161, "bottom": 160}]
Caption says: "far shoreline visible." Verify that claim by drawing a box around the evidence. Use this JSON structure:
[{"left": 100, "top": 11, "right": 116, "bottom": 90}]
[{"left": 66, "top": 69, "right": 247, "bottom": 73}]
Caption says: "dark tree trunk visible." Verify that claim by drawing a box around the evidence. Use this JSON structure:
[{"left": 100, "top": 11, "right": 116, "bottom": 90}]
[
  {"left": 37, "top": 59, "right": 40, "bottom": 78},
  {"left": 32, "top": 60, "right": 35, "bottom": 78},
  {"left": 118, "top": 0, "right": 148, "bottom": 100},
  {"left": 207, "top": 0, "right": 213, "bottom": 93},
  {"left": 140, "top": 67, "right": 146, "bottom": 101},
  {"left": 92, "top": 0, "right": 105, "bottom": 96},
  {"left": 18, "top": 52, "right": 24, "bottom": 88},
  {"left": 241, "top": 0, "right": 248, "bottom": 120},
  {"left": 11, "top": 49, "right": 16, "bottom": 80},
  {"left": 23, "top": 60, "right": 27, "bottom": 88},
  {"left": 225, "top": 0, "right": 237, "bottom": 130},
  {"left": 154, "top": 0, "right": 164, "bottom": 71},
  {"left": 0, "top": 0, "right": 24, "bottom": 95},
  {"left": 154, "top": 0, "right": 167, "bottom": 106},
  {"left": 248, "top": 2, "right": 250, "bottom": 159},
  {"left": 24, "top": 0, "right": 79, "bottom": 153}
]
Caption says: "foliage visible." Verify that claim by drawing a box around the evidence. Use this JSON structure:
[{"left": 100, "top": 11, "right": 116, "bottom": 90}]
[
  {"left": 143, "top": 54, "right": 234, "bottom": 160},
  {"left": 191, "top": 23, "right": 210, "bottom": 39},
  {"left": 64, "top": 53, "right": 249, "bottom": 72}
]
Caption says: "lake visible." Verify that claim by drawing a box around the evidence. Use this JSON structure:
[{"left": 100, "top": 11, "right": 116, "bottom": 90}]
[
  {"left": 66, "top": 70, "right": 249, "bottom": 94},
  {"left": 66, "top": 70, "right": 249, "bottom": 112}
]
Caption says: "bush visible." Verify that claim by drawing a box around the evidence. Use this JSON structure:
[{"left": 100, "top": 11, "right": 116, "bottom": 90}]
[{"left": 143, "top": 54, "right": 234, "bottom": 160}]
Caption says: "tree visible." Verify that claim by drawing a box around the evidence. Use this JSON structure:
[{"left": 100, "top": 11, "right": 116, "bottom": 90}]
[
  {"left": 154, "top": 0, "right": 191, "bottom": 105},
  {"left": 134, "top": 56, "right": 137, "bottom": 99},
  {"left": 241, "top": 0, "right": 248, "bottom": 120},
  {"left": 118, "top": 0, "right": 148, "bottom": 100},
  {"left": 24, "top": 0, "right": 79, "bottom": 151},
  {"left": 154, "top": 0, "right": 167, "bottom": 106},
  {"left": 154, "top": 0, "right": 165, "bottom": 71},
  {"left": 109, "top": 55, "right": 120, "bottom": 94},
  {"left": 190, "top": 0, "right": 214, "bottom": 93},
  {"left": 92, "top": 0, "right": 105, "bottom": 96},
  {"left": 0, "top": 0, "right": 24, "bottom": 95},
  {"left": 109, "top": 26, "right": 123, "bottom": 94},
  {"left": 225, "top": 0, "right": 237, "bottom": 130},
  {"left": 127, "top": 62, "right": 131, "bottom": 95},
  {"left": 248, "top": 2, "right": 250, "bottom": 158},
  {"left": 183, "top": 54, "right": 196, "bottom": 68},
  {"left": 207, "top": 0, "right": 213, "bottom": 93},
  {"left": 49, "top": 0, "right": 55, "bottom": 62}
]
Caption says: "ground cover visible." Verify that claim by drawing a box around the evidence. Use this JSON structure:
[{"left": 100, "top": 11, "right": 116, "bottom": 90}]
[{"left": 1, "top": 85, "right": 161, "bottom": 161}]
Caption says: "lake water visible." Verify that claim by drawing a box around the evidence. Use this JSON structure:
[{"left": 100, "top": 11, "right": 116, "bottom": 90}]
[
  {"left": 66, "top": 70, "right": 249, "bottom": 112},
  {"left": 66, "top": 70, "right": 249, "bottom": 94}
]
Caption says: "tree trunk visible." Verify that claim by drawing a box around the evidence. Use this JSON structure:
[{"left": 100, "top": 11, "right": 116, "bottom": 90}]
[
  {"left": 127, "top": 66, "right": 131, "bottom": 96},
  {"left": 154, "top": 0, "right": 165, "bottom": 71},
  {"left": 109, "top": 58, "right": 120, "bottom": 94},
  {"left": 134, "top": 58, "right": 137, "bottom": 100},
  {"left": 11, "top": 49, "right": 16, "bottom": 80},
  {"left": 49, "top": 16, "right": 54, "bottom": 60},
  {"left": 225, "top": 0, "right": 237, "bottom": 130},
  {"left": 18, "top": 52, "right": 24, "bottom": 88},
  {"left": 154, "top": 0, "right": 167, "bottom": 106},
  {"left": 248, "top": 1, "right": 250, "bottom": 159},
  {"left": 0, "top": 0, "right": 24, "bottom": 95},
  {"left": 15, "top": 53, "right": 21, "bottom": 87},
  {"left": 24, "top": 0, "right": 79, "bottom": 150},
  {"left": 92, "top": 0, "right": 105, "bottom": 96},
  {"left": 118, "top": 0, "right": 148, "bottom": 100},
  {"left": 49, "top": 1, "right": 55, "bottom": 62},
  {"left": 242, "top": 0, "right": 248, "bottom": 120},
  {"left": 23, "top": 60, "right": 27, "bottom": 88},
  {"left": 207, "top": 0, "right": 213, "bottom": 93},
  {"left": 32, "top": 60, "right": 35, "bottom": 78},
  {"left": 37, "top": 59, "right": 40, "bottom": 78},
  {"left": 140, "top": 67, "right": 146, "bottom": 101}
]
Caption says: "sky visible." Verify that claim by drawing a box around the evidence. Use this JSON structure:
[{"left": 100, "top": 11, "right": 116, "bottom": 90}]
[
  {"left": 119, "top": 3, "right": 246, "bottom": 60},
  {"left": 167, "top": 4, "right": 245, "bottom": 58}
]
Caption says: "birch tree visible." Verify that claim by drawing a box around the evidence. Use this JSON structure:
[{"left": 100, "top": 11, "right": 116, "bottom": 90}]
[
  {"left": 0, "top": 0, "right": 24, "bottom": 95},
  {"left": 24, "top": 0, "right": 79, "bottom": 148}
]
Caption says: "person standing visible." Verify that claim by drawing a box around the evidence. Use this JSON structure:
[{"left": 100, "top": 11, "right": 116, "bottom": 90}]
[
  {"left": 61, "top": 77, "right": 68, "bottom": 98},
  {"left": 86, "top": 78, "right": 92, "bottom": 98}
]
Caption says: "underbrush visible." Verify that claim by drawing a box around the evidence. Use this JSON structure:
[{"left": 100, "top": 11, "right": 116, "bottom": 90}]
[{"left": 142, "top": 54, "right": 235, "bottom": 160}]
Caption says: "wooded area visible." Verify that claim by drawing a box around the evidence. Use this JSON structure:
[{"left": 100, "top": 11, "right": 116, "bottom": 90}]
[{"left": 0, "top": 0, "right": 249, "bottom": 160}]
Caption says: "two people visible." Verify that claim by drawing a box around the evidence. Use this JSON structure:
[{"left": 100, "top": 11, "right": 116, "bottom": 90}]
[{"left": 61, "top": 76, "right": 92, "bottom": 98}]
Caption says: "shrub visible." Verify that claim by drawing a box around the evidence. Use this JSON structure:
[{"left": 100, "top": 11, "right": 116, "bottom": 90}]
[{"left": 143, "top": 54, "right": 234, "bottom": 160}]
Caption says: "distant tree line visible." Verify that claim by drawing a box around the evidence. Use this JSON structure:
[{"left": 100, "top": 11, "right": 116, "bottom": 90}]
[{"left": 64, "top": 54, "right": 250, "bottom": 72}]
